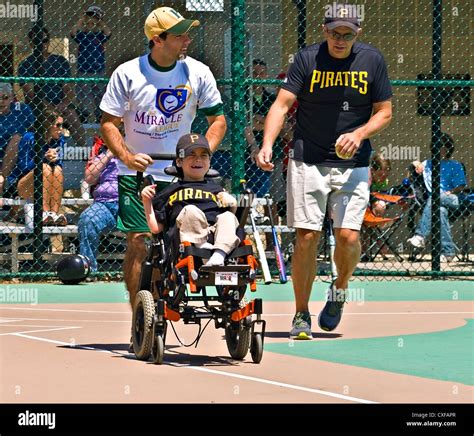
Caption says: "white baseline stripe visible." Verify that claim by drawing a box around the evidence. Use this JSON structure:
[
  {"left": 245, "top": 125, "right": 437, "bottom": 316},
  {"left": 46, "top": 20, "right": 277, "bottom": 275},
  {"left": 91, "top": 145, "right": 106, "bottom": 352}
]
[
  {"left": 264, "top": 312, "right": 474, "bottom": 316},
  {"left": 0, "top": 307, "right": 129, "bottom": 314},
  {"left": 171, "top": 364, "right": 376, "bottom": 404},
  {"left": 0, "top": 326, "right": 80, "bottom": 336},
  {"left": 0, "top": 317, "right": 130, "bottom": 323},
  {"left": 12, "top": 332, "right": 110, "bottom": 353},
  {"left": 0, "top": 324, "right": 79, "bottom": 328},
  {"left": 1, "top": 307, "right": 472, "bottom": 316}
]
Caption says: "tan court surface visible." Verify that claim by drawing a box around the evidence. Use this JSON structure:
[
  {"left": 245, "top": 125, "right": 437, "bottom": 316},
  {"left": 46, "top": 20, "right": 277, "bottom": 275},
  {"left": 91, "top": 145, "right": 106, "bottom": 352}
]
[{"left": 0, "top": 280, "right": 472, "bottom": 403}]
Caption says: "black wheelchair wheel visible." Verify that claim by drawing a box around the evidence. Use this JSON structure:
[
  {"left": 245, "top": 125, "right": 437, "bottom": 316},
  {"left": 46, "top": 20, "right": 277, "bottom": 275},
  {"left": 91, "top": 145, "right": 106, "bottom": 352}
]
[
  {"left": 250, "top": 332, "right": 263, "bottom": 363},
  {"left": 132, "top": 290, "right": 155, "bottom": 361},
  {"left": 151, "top": 335, "right": 165, "bottom": 365},
  {"left": 225, "top": 318, "right": 251, "bottom": 360}
]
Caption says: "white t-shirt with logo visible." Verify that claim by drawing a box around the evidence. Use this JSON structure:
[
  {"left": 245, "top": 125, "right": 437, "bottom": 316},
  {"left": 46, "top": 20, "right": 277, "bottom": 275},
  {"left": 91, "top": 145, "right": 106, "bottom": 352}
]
[{"left": 100, "top": 55, "right": 222, "bottom": 181}]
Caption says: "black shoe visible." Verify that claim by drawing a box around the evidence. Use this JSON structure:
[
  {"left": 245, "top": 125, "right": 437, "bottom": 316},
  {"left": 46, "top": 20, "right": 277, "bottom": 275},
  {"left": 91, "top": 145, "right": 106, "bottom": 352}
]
[{"left": 318, "top": 282, "right": 346, "bottom": 332}]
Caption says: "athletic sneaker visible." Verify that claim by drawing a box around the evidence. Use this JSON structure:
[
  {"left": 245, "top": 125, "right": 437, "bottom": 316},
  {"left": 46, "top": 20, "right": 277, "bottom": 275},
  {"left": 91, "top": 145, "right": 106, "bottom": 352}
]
[
  {"left": 289, "top": 311, "right": 312, "bottom": 340},
  {"left": 318, "top": 282, "right": 346, "bottom": 332},
  {"left": 407, "top": 235, "right": 425, "bottom": 249}
]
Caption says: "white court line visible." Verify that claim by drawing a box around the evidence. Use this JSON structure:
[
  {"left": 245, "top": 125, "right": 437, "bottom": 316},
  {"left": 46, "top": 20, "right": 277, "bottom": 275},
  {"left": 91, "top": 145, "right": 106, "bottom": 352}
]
[
  {"left": 1, "top": 306, "right": 472, "bottom": 316},
  {"left": 170, "top": 363, "right": 376, "bottom": 404},
  {"left": 0, "top": 307, "right": 129, "bottom": 314},
  {"left": 0, "top": 326, "right": 81, "bottom": 336},
  {"left": 12, "top": 332, "right": 110, "bottom": 353},
  {"left": 0, "top": 317, "right": 129, "bottom": 323},
  {"left": 0, "top": 318, "right": 23, "bottom": 323},
  {"left": 0, "top": 324, "right": 80, "bottom": 328},
  {"left": 13, "top": 331, "right": 375, "bottom": 403},
  {"left": 263, "top": 312, "right": 474, "bottom": 316}
]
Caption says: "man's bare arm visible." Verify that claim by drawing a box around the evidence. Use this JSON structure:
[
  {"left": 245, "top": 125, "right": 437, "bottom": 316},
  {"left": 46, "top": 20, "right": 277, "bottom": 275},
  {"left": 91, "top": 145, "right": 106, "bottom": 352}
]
[
  {"left": 0, "top": 134, "right": 21, "bottom": 193},
  {"left": 205, "top": 114, "right": 227, "bottom": 153},
  {"left": 61, "top": 83, "right": 76, "bottom": 107},
  {"left": 336, "top": 99, "right": 393, "bottom": 157},
  {"left": 100, "top": 112, "right": 152, "bottom": 171},
  {"left": 21, "top": 83, "right": 35, "bottom": 106},
  {"left": 256, "top": 88, "right": 297, "bottom": 171},
  {"left": 356, "top": 100, "right": 392, "bottom": 140}
]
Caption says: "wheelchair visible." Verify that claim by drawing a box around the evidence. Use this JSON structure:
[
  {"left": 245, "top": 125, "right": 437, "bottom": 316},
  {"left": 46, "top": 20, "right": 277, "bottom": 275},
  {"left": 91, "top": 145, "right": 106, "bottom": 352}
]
[{"left": 131, "top": 155, "right": 266, "bottom": 364}]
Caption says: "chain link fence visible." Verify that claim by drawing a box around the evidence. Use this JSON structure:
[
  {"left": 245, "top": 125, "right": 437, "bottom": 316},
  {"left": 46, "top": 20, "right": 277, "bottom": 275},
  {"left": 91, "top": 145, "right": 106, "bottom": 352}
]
[{"left": 0, "top": 0, "right": 472, "bottom": 280}]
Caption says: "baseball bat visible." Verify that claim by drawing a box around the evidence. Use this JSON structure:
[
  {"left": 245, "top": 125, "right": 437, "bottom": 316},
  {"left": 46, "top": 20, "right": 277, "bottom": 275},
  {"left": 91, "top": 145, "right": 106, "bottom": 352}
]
[
  {"left": 265, "top": 194, "right": 287, "bottom": 284},
  {"left": 240, "top": 180, "right": 272, "bottom": 284}
]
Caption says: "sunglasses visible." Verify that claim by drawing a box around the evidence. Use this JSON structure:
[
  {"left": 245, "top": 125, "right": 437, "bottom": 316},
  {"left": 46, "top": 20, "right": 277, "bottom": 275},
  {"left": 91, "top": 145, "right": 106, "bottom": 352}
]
[
  {"left": 0, "top": 95, "right": 10, "bottom": 100},
  {"left": 54, "top": 122, "right": 63, "bottom": 128},
  {"left": 326, "top": 29, "right": 357, "bottom": 41}
]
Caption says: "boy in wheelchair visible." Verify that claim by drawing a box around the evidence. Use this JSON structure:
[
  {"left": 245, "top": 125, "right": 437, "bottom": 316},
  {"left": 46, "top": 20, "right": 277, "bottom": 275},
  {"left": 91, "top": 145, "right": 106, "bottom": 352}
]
[
  {"left": 141, "top": 133, "right": 240, "bottom": 267},
  {"left": 133, "top": 133, "right": 264, "bottom": 364}
]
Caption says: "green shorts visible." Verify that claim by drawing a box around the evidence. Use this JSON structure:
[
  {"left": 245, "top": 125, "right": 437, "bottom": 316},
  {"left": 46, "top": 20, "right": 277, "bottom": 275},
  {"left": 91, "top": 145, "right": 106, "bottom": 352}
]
[{"left": 117, "top": 175, "right": 169, "bottom": 233}]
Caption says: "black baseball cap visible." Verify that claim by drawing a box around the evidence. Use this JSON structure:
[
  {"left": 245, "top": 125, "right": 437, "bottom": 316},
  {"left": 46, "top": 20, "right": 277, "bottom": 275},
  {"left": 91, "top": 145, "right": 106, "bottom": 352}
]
[
  {"left": 324, "top": 4, "right": 361, "bottom": 32},
  {"left": 176, "top": 133, "right": 211, "bottom": 158}
]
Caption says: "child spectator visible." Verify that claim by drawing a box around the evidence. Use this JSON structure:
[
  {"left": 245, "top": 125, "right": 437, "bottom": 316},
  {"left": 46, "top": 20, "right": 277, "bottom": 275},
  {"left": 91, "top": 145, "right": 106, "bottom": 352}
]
[
  {"left": 70, "top": 5, "right": 111, "bottom": 124},
  {"left": 369, "top": 152, "right": 392, "bottom": 216},
  {"left": 141, "top": 133, "right": 239, "bottom": 267},
  {"left": 78, "top": 136, "right": 118, "bottom": 272}
]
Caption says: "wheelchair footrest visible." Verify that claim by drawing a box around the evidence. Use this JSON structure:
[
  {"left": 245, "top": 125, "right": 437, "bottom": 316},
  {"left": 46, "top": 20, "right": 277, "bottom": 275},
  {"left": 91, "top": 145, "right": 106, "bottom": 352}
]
[{"left": 197, "top": 265, "right": 253, "bottom": 286}]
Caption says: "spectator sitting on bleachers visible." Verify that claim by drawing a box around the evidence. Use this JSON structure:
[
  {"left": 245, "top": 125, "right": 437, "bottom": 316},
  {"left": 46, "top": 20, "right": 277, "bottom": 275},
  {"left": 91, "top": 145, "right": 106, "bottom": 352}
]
[
  {"left": 78, "top": 136, "right": 118, "bottom": 272},
  {"left": 19, "top": 27, "right": 87, "bottom": 147},
  {"left": 407, "top": 132, "right": 466, "bottom": 261},
  {"left": 9, "top": 110, "right": 67, "bottom": 225},
  {"left": 0, "top": 82, "right": 35, "bottom": 199},
  {"left": 70, "top": 5, "right": 111, "bottom": 124}
]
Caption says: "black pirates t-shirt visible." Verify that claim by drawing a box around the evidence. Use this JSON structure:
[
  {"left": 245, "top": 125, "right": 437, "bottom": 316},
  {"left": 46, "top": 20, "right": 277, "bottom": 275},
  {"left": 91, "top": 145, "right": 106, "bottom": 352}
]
[
  {"left": 152, "top": 179, "right": 224, "bottom": 228},
  {"left": 282, "top": 41, "right": 392, "bottom": 168}
]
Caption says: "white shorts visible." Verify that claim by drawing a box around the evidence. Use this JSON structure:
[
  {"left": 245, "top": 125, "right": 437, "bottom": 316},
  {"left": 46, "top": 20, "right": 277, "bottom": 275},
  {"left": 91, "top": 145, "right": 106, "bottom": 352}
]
[{"left": 287, "top": 159, "right": 370, "bottom": 231}]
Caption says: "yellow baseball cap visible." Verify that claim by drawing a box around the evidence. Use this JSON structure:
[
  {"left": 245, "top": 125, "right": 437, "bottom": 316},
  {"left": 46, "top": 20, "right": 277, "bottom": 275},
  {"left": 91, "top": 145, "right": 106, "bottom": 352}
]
[{"left": 144, "top": 7, "right": 200, "bottom": 40}]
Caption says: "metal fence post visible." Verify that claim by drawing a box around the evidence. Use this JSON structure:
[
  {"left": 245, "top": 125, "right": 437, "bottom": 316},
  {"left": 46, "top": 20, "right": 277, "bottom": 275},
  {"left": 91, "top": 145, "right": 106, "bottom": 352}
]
[{"left": 230, "top": 0, "right": 246, "bottom": 194}]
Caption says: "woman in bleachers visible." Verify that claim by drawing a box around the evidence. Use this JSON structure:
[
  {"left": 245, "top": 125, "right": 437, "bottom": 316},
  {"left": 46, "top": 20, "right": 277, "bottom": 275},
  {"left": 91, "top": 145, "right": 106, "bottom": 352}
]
[{"left": 9, "top": 109, "right": 67, "bottom": 225}]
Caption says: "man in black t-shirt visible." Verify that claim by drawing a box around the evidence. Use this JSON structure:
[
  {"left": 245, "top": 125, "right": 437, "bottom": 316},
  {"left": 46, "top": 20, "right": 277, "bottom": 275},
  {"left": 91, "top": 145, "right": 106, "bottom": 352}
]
[{"left": 256, "top": 7, "right": 393, "bottom": 339}]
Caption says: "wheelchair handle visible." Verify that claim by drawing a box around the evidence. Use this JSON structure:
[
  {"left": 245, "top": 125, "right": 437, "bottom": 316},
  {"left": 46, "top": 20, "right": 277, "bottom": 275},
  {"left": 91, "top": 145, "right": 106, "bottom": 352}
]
[
  {"left": 147, "top": 153, "right": 177, "bottom": 161},
  {"left": 136, "top": 153, "right": 176, "bottom": 199}
]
